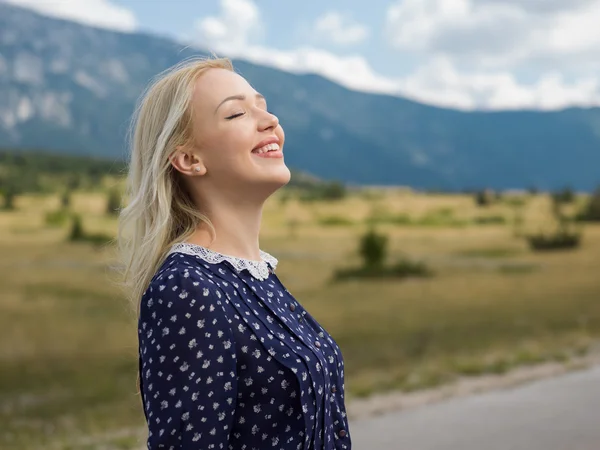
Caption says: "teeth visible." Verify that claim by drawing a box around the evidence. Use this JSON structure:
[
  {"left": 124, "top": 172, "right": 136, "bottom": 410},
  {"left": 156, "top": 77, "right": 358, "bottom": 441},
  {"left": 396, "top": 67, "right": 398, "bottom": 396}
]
[{"left": 253, "top": 143, "right": 280, "bottom": 154}]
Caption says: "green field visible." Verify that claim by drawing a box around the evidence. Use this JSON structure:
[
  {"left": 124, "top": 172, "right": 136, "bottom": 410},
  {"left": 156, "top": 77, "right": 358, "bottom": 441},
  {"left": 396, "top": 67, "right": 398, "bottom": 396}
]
[{"left": 1, "top": 186, "right": 599, "bottom": 449}]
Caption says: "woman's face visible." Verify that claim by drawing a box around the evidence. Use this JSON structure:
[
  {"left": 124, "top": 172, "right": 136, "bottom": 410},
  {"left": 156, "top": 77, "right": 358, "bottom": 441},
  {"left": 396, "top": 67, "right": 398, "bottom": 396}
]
[{"left": 186, "top": 68, "right": 290, "bottom": 195}]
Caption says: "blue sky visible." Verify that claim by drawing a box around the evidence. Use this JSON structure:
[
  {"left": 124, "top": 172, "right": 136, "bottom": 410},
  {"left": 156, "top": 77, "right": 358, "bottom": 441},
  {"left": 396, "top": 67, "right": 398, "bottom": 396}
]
[
  {"left": 4, "top": 0, "right": 600, "bottom": 110},
  {"left": 117, "top": 0, "right": 418, "bottom": 82}
]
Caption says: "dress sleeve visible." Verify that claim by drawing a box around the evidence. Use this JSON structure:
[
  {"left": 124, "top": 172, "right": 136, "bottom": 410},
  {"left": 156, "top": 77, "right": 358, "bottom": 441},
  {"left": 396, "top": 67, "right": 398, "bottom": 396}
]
[{"left": 138, "top": 266, "right": 238, "bottom": 449}]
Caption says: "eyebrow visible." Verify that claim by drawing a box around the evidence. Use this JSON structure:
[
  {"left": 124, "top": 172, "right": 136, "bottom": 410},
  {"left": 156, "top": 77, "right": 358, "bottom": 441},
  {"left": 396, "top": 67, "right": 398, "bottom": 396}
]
[{"left": 214, "top": 93, "right": 266, "bottom": 114}]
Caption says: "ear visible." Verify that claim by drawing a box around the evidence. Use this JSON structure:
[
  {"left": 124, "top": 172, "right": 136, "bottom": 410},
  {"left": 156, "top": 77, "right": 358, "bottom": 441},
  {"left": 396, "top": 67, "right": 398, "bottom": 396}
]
[{"left": 169, "top": 146, "right": 206, "bottom": 176}]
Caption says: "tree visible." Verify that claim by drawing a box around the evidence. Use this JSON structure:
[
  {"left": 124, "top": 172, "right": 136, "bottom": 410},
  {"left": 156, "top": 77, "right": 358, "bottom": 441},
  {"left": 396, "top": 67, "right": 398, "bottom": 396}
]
[
  {"left": 67, "top": 174, "right": 81, "bottom": 190},
  {"left": 359, "top": 227, "right": 388, "bottom": 269},
  {"left": 552, "top": 186, "right": 575, "bottom": 204},
  {"left": 61, "top": 189, "right": 71, "bottom": 208},
  {"left": 69, "top": 214, "right": 85, "bottom": 241},
  {"left": 2, "top": 184, "right": 18, "bottom": 210},
  {"left": 474, "top": 189, "right": 494, "bottom": 207},
  {"left": 321, "top": 181, "right": 347, "bottom": 201},
  {"left": 106, "top": 186, "right": 121, "bottom": 216},
  {"left": 525, "top": 191, "right": 582, "bottom": 251},
  {"left": 578, "top": 187, "right": 600, "bottom": 222},
  {"left": 4, "top": 186, "right": 16, "bottom": 210}
]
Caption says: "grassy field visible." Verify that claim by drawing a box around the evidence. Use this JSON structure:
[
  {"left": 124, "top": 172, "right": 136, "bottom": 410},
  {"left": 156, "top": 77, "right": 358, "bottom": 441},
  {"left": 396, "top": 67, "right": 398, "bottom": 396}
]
[{"left": 1, "top": 187, "right": 599, "bottom": 449}]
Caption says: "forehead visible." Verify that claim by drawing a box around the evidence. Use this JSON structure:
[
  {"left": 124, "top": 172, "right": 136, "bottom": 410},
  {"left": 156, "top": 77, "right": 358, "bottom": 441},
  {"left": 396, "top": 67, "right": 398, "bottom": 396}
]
[{"left": 192, "top": 68, "right": 255, "bottom": 109}]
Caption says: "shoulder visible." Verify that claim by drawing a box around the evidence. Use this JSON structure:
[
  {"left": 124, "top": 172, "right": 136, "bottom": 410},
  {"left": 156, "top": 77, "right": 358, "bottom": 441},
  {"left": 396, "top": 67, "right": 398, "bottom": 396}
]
[
  {"left": 153, "top": 251, "right": 210, "bottom": 281},
  {"left": 141, "top": 254, "right": 225, "bottom": 317},
  {"left": 149, "top": 252, "right": 228, "bottom": 292}
]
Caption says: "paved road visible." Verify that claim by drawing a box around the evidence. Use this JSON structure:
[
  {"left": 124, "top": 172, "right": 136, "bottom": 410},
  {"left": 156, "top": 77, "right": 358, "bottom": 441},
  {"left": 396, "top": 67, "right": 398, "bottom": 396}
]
[{"left": 350, "top": 364, "right": 600, "bottom": 450}]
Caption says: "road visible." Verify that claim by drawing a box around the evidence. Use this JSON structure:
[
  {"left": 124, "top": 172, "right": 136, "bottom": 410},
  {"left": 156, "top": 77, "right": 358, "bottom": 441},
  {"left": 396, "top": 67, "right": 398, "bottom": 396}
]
[{"left": 349, "top": 364, "right": 600, "bottom": 450}]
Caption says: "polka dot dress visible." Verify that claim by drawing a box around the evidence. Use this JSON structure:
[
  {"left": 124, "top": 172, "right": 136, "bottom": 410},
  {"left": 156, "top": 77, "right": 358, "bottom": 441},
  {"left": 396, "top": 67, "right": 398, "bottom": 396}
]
[{"left": 138, "top": 242, "right": 351, "bottom": 450}]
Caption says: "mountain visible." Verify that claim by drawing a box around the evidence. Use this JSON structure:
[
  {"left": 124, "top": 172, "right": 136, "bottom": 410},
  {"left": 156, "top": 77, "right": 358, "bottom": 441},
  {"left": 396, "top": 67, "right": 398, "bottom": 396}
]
[{"left": 0, "top": 2, "right": 599, "bottom": 191}]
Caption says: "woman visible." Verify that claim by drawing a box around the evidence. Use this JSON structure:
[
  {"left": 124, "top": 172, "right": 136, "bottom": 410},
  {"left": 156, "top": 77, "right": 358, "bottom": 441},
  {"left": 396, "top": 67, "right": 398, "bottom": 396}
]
[{"left": 117, "top": 56, "right": 351, "bottom": 450}]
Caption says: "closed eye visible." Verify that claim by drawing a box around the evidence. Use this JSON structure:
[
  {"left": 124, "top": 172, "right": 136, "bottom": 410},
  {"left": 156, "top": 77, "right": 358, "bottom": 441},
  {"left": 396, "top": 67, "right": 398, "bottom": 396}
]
[
  {"left": 225, "top": 112, "right": 245, "bottom": 120},
  {"left": 225, "top": 107, "right": 270, "bottom": 120}
]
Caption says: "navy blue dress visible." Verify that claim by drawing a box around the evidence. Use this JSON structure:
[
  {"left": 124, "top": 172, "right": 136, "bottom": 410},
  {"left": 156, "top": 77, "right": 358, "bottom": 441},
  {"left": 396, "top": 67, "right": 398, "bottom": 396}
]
[{"left": 138, "top": 242, "right": 351, "bottom": 450}]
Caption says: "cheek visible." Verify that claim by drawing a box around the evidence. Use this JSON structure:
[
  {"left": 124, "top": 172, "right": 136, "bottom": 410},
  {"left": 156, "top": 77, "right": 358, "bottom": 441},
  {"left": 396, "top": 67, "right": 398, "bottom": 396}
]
[
  {"left": 207, "top": 127, "right": 254, "bottom": 162},
  {"left": 277, "top": 125, "right": 285, "bottom": 146},
  {"left": 225, "top": 130, "right": 255, "bottom": 160}
]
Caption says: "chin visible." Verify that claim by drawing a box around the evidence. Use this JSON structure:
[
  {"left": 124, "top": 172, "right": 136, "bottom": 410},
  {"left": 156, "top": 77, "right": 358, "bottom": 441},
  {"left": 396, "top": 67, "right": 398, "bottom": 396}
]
[
  {"left": 244, "top": 161, "right": 291, "bottom": 194},
  {"left": 270, "top": 165, "right": 292, "bottom": 187},
  {"left": 259, "top": 166, "right": 291, "bottom": 194}
]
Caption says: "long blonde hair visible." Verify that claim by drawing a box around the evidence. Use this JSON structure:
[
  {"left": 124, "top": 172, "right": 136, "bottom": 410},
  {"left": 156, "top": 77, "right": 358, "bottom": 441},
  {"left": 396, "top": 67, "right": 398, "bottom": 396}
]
[{"left": 117, "top": 55, "right": 233, "bottom": 316}]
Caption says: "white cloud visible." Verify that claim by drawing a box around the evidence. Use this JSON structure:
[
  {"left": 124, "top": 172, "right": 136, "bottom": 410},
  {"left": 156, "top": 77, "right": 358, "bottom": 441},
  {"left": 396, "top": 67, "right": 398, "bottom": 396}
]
[
  {"left": 195, "top": 0, "right": 261, "bottom": 54},
  {"left": 384, "top": 0, "right": 600, "bottom": 70},
  {"left": 1, "top": 0, "right": 137, "bottom": 32},
  {"left": 386, "top": 0, "right": 528, "bottom": 66},
  {"left": 192, "top": 0, "right": 600, "bottom": 111},
  {"left": 313, "top": 11, "right": 369, "bottom": 45},
  {"left": 192, "top": 1, "right": 390, "bottom": 94},
  {"left": 395, "top": 57, "right": 600, "bottom": 110},
  {"left": 379, "top": 0, "right": 600, "bottom": 109},
  {"left": 221, "top": 44, "right": 600, "bottom": 111},
  {"left": 477, "top": 0, "right": 596, "bottom": 14},
  {"left": 191, "top": 1, "right": 392, "bottom": 95},
  {"left": 235, "top": 45, "right": 399, "bottom": 95}
]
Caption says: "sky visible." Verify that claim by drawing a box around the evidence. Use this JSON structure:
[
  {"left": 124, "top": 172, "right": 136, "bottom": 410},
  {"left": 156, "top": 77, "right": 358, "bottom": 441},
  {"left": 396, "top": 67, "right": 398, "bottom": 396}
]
[{"left": 4, "top": 0, "right": 600, "bottom": 111}]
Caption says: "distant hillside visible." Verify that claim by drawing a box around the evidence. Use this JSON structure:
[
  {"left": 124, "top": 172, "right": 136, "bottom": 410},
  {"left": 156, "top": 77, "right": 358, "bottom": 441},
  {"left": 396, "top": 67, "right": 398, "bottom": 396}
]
[
  {"left": 0, "top": 3, "right": 599, "bottom": 190},
  {"left": 0, "top": 147, "right": 323, "bottom": 193}
]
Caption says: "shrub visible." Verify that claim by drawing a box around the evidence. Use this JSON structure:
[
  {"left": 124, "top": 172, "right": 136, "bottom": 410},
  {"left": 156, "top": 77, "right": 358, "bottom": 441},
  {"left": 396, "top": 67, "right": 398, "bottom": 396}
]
[
  {"left": 68, "top": 213, "right": 113, "bottom": 247},
  {"left": 577, "top": 187, "right": 600, "bottom": 222},
  {"left": 298, "top": 180, "right": 347, "bottom": 202},
  {"left": 2, "top": 189, "right": 15, "bottom": 210},
  {"left": 552, "top": 186, "right": 576, "bottom": 204},
  {"left": 321, "top": 181, "right": 347, "bottom": 200},
  {"left": 526, "top": 192, "right": 583, "bottom": 251},
  {"left": 61, "top": 189, "right": 71, "bottom": 208},
  {"left": 0, "top": 182, "right": 20, "bottom": 210},
  {"left": 332, "top": 228, "right": 433, "bottom": 280},
  {"left": 318, "top": 215, "right": 355, "bottom": 226},
  {"left": 526, "top": 229, "right": 581, "bottom": 251},
  {"left": 333, "top": 256, "right": 432, "bottom": 280},
  {"left": 106, "top": 186, "right": 121, "bottom": 216},
  {"left": 359, "top": 227, "right": 388, "bottom": 269},
  {"left": 473, "top": 215, "right": 506, "bottom": 225},
  {"left": 474, "top": 189, "right": 495, "bottom": 207},
  {"left": 67, "top": 174, "right": 82, "bottom": 190},
  {"left": 45, "top": 208, "right": 70, "bottom": 227},
  {"left": 389, "top": 257, "right": 432, "bottom": 278},
  {"left": 69, "top": 214, "right": 85, "bottom": 241}
]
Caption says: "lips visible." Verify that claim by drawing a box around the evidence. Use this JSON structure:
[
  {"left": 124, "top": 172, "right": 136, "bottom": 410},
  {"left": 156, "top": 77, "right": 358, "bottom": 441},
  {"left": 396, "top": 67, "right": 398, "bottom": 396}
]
[{"left": 252, "top": 136, "right": 280, "bottom": 152}]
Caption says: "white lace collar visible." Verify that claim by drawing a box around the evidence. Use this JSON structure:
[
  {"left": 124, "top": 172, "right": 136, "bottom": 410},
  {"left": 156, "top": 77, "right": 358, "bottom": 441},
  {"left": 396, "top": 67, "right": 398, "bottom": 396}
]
[{"left": 167, "top": 242, "right": 278, "bottom": 281}]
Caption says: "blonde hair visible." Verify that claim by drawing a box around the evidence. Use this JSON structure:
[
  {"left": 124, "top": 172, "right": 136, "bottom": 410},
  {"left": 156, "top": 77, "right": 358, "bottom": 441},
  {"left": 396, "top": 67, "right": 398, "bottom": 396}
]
[{"left": 117, "top": 55, "right": 233, "bottom": 315}]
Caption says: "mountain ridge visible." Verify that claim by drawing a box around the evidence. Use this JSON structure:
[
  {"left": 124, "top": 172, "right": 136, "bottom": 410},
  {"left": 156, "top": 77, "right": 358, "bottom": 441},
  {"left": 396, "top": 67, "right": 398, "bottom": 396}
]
[{"left": 0, "top": 2, "right": 599, "bottom": 190}]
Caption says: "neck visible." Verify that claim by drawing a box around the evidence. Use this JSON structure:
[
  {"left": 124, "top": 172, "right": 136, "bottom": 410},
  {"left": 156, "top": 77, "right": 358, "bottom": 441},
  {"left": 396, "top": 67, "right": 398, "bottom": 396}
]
[{"left": 186, "top": 196, "right": 265, "bottom": 262}]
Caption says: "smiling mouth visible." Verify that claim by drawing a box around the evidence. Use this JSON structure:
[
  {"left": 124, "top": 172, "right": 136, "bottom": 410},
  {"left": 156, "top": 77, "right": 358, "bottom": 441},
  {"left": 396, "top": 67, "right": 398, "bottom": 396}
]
[{"left": 251, "top": 143, "right": 281, "bottom": 154}]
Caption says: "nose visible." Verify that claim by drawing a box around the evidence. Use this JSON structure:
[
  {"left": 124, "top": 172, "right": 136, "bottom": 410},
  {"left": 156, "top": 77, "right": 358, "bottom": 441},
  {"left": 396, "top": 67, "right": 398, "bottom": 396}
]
[{"left": 259, "top": 109, "right": 279, "bottom": 131}]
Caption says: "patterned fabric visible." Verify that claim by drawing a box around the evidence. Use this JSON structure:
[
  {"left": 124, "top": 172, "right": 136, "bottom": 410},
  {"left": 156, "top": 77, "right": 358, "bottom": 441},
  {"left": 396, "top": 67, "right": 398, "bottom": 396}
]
[
  {"left": 138, "top": 243, "right": 351, "bottom": 450},
  {"left": 166, "top": 242, "right": 278, "bottom": 281}
]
